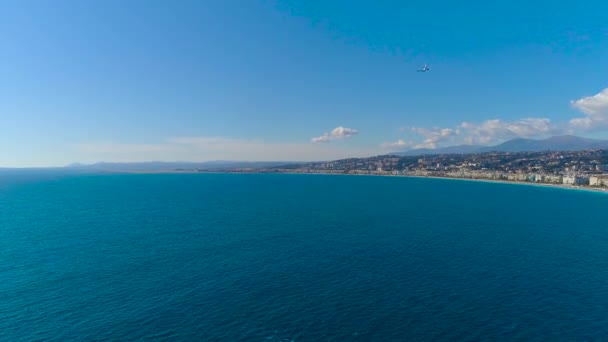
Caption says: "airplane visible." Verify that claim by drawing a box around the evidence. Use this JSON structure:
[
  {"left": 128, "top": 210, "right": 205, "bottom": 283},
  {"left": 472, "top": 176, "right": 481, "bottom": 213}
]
[{"left": 417, "top": 64, "right": 430, "bottom": 72}]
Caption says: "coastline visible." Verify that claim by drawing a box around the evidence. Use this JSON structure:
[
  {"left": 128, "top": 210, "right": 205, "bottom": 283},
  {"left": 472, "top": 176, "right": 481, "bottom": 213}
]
[
  {"left": 302, "top": 172, "right": 608, "bottom": 195},
  {"left": 116, "top": 169, "right": 608, "bottom": 195},
  {"left": 250, "top": 171, "right": 608, "bottom": 195},
  {"left": 397, "top": 174, "right": 608, "bottom": 195}
]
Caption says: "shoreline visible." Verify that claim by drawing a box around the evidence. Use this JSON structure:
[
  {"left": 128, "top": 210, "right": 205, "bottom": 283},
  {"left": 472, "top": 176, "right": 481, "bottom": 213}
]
[
  {"left": 116, "top": 169, "right": 608, "bottom": 195},
  {"left": 397, "top": 174, "right": 608, "bottom": 195},
  {"left": 249, "top": 172, "right": 608, "bottom": 195}
]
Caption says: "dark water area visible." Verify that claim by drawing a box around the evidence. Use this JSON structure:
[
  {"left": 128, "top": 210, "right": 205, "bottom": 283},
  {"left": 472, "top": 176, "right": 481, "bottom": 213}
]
[{"left": 2, "top": 173, "right": 607, "bottom": 341}]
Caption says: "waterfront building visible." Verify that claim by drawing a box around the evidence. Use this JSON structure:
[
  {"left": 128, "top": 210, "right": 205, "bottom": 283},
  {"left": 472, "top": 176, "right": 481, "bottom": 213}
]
[
  {"left": 563, "top": 176, "right": 589, "bottom": 185},
  {"left": 563, "top": 176, "right": 575, "bottom": 185}
]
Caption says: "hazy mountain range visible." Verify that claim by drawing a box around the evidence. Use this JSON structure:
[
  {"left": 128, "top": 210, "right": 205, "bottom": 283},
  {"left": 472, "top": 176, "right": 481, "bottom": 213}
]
[
  {"left": 65, "top": 161, "right": 301, "bottom": 171},
  {"left": 395, "top": 135, "right": 608, "bottom": 156},
  {"left": 61, "top": 136, "right": 608, "bottom": 171}
]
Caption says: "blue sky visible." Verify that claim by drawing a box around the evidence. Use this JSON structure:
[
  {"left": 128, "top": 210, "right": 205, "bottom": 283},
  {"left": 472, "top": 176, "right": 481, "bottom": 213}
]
[{"left": 2, "top": 0, "right": 608, "bottom": 166}]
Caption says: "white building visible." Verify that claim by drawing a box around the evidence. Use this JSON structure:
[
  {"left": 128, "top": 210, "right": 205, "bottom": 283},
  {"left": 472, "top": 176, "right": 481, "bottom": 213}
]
[
  {"left": 563, "top": 176, "right": 589, "bottom": 185},
  {"left": 544, "top": 175, "right": 562, "bottom": 184},
  {"left": 590, "top": 176, "right": 608, "bottom": 187},
  {"left": 563, "top": 176, "right": 575, "bottom": 185},
  {"left": 533, "top": 174, "right": 544, "bottom": 183}
]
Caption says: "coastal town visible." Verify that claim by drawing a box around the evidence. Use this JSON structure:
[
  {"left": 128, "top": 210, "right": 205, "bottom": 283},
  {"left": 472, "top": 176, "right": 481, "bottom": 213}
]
[{"left": 217, "top": 149, "right": 608, "bottom": 189}]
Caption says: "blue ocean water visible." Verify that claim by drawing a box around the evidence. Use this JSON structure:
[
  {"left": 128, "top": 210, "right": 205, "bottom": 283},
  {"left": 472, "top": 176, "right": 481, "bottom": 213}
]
[{"left": 1, "top": 172, "right": 608, "bottom": 341}]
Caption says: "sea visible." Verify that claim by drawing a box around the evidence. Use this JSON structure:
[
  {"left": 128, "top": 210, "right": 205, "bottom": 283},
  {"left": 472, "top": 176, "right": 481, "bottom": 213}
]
[{"left": 1, "top": 172, "right": 608, "bottom": 341}]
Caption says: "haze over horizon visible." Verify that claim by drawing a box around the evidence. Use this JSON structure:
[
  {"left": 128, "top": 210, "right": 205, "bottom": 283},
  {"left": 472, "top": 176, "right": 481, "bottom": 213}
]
[{"left": 2, "top": 0, "right": 608, "bottom": 167}]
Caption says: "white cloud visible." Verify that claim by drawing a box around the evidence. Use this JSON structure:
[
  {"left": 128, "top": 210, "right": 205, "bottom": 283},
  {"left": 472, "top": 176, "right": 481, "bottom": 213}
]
[
  {"left": 458, "top": 118, "right": 559, "bottom": 145},
  {"left": 74, "top": 136, "right": 380, "bottom": 164},
  {"left": 395, "top": 89, "right": 608, "bottom": 150},
  {"left": 408, "top": 127, "right": 457, "bottom": 149},
  {"left": 311, "top": 135, "right": 331, "bottom": 143},
  {"left": 570, "top": 88, "right": 608, "bottom": 130},
  {"left": 397, "top": 117, "right": 560, "bottom": 150},
  {"left": 311, "top": 126, "right": 358, "bottom": 143},
  {"left": 381, "top": 139, "right": 413, "bottom": 149}
]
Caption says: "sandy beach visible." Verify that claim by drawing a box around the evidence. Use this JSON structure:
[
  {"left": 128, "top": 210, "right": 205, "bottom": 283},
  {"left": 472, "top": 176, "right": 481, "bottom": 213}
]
[{"left": 398, "top": 174, "right": 608, "bottom": 195}]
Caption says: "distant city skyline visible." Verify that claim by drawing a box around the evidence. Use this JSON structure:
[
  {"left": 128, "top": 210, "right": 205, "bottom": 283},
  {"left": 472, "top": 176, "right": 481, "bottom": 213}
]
[{"left": 2, "top": 0, "right": 608, "bottom": 167}]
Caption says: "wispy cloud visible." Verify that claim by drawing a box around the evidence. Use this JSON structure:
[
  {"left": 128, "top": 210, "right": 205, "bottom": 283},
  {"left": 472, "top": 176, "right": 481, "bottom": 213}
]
[
  {"left": 77, "top": 143, "right": 171, "bottom": 154},
  {"left": 458, "top": 118, "right": 560, "bottom": 145},
  {"left": 381, "top": 139, "right": 413, "bottom": 149},
  {"left": 311, "top": 126, "right": 359, "bottom": 143},
  {"left": 75, "top": 136, "right": 380, "bottom": 163},
  {"left": 408, "top": 127, "right": 457, "bottom": 149},
  {"left": 75, "top": 89, "right": 608, "bottom": 162},
  {"left": 433, "top": 87, "right": 608, "bottom": 146},
  {"left": 570, "top": 88, "right": 608, "bottom": 131},
  {"left": 395, "top": 117, "right": 561, "bottom": 150},
  {"left": 393, "top": 88, "right": 608, "bottom": 151}
]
